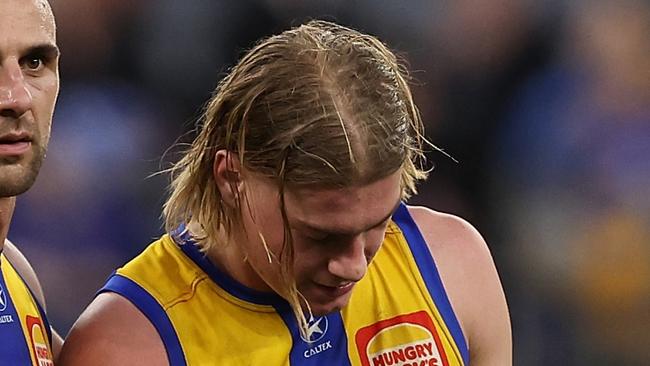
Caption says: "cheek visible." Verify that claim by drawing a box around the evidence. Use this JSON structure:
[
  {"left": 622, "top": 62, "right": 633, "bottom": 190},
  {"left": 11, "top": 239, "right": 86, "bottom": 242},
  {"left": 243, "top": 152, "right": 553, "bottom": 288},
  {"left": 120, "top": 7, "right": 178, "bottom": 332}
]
[
  {"left": 291, "top": 239, "right": 324, "bottom": 277},
  {"left": 365, "top": 230, "right": 387, "bottom": 259},
  {"left": 30, "top": 79, "right": 58, "bottom": 142},
  {"left": 43, "top": 85, "right": 59, "bottom": 121},
  {"left": 240, "top": 201, "right": 288, "bottom": 273},
  {"left": 29, "top": 75, "right": 59, "bottom": 107},
  {"left": 241, "top": 192, "right": 280, "bottom": 240}
]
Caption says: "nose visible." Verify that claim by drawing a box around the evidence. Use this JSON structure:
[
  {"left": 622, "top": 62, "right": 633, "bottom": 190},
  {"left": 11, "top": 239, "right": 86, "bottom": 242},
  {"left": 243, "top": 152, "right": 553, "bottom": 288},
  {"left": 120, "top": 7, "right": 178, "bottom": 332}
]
[
  {"left": 327, "top": 235, "right": 368, "bottom": 283},
  {"left": 0, "top": 60, "right": 33, "bottom": 118}
]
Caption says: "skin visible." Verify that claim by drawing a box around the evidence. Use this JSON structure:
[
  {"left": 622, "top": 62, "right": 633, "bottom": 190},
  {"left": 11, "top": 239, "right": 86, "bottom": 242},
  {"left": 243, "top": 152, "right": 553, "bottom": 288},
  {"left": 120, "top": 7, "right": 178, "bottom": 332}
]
[
  {"left": 211, "top": 152, "right": 403, "bottom": 316},
  {"left": 0, "top": 0, "right": 59, "bottom": 197},
  {"left": 410, "top": 207, "right": 512, "bottom": 365},
  {"left": 61, "top": 150, "right": 511, "bottom": 365},
  {"left": 0, "top": 0, "right": 63, "bottom": 359}
]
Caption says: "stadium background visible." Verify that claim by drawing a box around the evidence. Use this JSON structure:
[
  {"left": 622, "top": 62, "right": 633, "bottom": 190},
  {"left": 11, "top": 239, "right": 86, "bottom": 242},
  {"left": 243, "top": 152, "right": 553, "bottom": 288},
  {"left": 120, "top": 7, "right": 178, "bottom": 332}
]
[{"left": 10, "top": 0, "right": 649, "bottom": 364}]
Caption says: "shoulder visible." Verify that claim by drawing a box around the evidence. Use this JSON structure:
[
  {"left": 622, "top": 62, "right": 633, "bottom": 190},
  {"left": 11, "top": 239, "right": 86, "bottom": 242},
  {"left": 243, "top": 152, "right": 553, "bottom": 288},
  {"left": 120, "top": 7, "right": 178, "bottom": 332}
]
[
  {"left": 405, "top": 205, "right": 496, "bottom": 318},
  {"left": 405, "top": 205, "right": 512, "bottom": 365},
  {"left": 58, "top": 292, "right": 168, "bottom": 366},
  {"left": 3, "top": 239, "right": 46, "bottom": 309},
  {"left": 407, "top": 205, "right": 482, "bottom": 240},
  {"left": 117, "top": 235, "right": 203, "bottom": 305},
  {"left": 4, "top": 239, "right": 65, "bottom": 359},
  {"left": 406, "top": 205, "right": 495, "bottom": 273}
]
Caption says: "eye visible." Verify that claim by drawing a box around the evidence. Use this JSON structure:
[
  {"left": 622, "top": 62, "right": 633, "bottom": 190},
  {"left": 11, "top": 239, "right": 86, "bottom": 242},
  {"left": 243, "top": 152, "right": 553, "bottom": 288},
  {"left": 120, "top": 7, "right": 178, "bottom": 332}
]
[
  {"left": 307, "top": 233, "right": 331, "bottom": 243},
  {"left": 298, "top": 229, "right": 334, "bottom": 245},
  {"left": 23, "top": 57, "right": 44, "bottom": 71}
]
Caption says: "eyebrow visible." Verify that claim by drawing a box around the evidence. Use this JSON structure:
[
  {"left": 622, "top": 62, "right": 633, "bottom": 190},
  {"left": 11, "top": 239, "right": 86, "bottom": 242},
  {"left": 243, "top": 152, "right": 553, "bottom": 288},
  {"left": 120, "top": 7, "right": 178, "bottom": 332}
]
[
  {"left": 23, "top": 44, "right": 60, "bottom": 59},
  {"left": 295, "top": 199, "right": 402, "bottom": 236},
  {"left": 0, "top": 43, "right": 60, "bottom": 61}
]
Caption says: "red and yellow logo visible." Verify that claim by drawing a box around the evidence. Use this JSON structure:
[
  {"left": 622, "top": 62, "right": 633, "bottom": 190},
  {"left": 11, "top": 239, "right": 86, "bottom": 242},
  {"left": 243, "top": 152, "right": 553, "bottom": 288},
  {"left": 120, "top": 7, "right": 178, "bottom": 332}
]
[
  {"left": 26, "top": 316, "right": 53, "bottom": 366},
  {"left": 356, "top": 311, "right": 449, "bottom": 366}
]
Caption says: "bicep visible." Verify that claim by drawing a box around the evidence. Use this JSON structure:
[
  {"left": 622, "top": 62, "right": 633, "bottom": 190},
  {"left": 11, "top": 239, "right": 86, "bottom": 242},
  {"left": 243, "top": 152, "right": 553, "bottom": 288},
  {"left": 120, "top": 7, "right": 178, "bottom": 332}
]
[
  {"left": 59, "top": 292, "right": 168, "bottom": 366},
  {"left": 465, "top": 241, "right": 512, "bottom": 366},
  {"left": 408, "top": 206, "right": 512, "bottom": 365},
  {"left": 51, "top": 327, "right": 63, "bottom": 362}
]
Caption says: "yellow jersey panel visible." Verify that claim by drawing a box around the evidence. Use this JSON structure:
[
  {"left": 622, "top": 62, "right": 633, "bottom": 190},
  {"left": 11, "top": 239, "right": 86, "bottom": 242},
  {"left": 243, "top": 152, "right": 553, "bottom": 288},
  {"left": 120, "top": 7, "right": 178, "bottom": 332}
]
[
  {"left": 0, "top": 253, "right": 54, "bottom": 366},
  {"left": 101, "top": 203, "right": 468, "bottom": 365}
]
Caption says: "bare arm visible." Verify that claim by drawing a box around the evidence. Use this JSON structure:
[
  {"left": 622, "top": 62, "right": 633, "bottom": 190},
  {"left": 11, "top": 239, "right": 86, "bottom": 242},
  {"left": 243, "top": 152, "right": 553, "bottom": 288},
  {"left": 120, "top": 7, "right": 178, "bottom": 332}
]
[
  {"left": 51, "top": 328, "right": 63, "bottom": 362},
  {"left": 3, "top": 240, "right": 63, "bottom": 361},
  {"left": 408, "top": 206, "right": 512, "bottom": 366},
  {"left": 58, "top": 292, "right": 168, "bottom": 366}
]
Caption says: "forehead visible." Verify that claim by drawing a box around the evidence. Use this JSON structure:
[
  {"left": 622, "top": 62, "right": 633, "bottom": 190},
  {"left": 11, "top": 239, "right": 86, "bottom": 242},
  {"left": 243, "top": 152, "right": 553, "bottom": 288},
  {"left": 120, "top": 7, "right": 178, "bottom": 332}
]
[
  {"left": 0, "top": 0, "right": 56, "bottom": 53},
  {"left": 284, "top": 171, "right": 402, "bottom": 234}
]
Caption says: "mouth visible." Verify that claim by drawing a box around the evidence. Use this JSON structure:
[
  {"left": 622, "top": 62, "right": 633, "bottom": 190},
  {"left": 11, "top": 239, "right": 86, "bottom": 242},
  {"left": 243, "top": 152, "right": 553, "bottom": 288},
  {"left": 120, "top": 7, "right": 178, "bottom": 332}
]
[
  {"left": 0, "top": 132, "right": 33, "bottom": 156},
  {"left": 312, "top": 281, "right": 355, "bottom": 299}
]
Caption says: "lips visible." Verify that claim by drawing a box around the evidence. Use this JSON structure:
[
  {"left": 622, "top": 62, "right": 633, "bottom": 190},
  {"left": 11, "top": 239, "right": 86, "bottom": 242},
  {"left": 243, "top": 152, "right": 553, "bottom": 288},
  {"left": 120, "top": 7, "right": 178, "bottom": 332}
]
[
  {"left": 0, "top": 131, "right": 31, "bottom": 142},
  {"left": 0, "top": 132, "right": 32, "bottom": 156},
  {"left": 312, "top": 281, "right": 355, "bottom": 299}
]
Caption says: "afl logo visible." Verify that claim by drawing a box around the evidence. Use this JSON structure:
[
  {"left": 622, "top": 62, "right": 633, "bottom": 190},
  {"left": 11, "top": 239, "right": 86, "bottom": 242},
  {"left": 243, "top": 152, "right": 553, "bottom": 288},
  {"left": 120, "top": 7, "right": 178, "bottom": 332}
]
[
  {"left": 0, "top": 283, "right": 7, "bottom": 312},
  {"left": 300, "top": 315, "right": 329, "bottom": 343}
]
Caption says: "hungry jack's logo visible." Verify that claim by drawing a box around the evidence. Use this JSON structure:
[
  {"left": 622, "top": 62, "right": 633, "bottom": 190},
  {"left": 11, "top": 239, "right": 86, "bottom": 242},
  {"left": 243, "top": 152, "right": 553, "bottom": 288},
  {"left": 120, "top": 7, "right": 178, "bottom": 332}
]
[
  {"left": 356, "top": 311, "right": 450, "bottom": 366},
  {"left": 26, "top": 316, "right": 53, "bottom": 366}
]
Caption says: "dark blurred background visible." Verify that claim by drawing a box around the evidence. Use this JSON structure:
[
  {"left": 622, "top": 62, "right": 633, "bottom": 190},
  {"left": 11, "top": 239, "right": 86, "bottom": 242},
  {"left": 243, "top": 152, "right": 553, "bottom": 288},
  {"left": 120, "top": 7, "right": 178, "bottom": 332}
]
[{"left": 10, "top": 0, "right": 650, "bottom": 364}]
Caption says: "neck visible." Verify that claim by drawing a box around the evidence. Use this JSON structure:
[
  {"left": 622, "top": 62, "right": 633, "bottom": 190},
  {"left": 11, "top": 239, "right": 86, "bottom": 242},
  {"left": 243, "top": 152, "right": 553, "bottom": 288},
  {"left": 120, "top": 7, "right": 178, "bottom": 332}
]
[
  {"left": 205, "top": 231, "right": 272, "bottom": 293},
  {"left": 0, "top": 197, "right": 16, "bottom": 252}
]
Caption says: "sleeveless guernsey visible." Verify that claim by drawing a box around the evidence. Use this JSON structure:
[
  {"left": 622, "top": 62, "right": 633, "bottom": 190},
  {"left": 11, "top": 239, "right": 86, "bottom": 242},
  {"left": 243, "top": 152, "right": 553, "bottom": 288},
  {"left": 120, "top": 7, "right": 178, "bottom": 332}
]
[
  {"left": 0, "top": 252, "right": 54, "bottom": 366},
  {"left": 101, "top": 203, "right": 469, "bottom": 365}
]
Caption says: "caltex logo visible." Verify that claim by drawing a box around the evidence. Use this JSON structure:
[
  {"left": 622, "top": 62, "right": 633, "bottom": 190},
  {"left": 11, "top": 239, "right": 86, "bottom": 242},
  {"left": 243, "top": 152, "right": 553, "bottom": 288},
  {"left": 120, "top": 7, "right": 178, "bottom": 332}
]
[
  {"left": 0, "top": 283, "right": 7, "bottom": 312},
  {"left": 300, "top": 315, "right": 329, "bottom": 343}
]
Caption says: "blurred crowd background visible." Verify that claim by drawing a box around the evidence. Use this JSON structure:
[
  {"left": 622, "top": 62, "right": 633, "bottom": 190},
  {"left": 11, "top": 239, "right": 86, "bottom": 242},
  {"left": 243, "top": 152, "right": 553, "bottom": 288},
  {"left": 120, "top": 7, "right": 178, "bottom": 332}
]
[{"left": 9, "top": 0, "right": 649, "bottom": 364}]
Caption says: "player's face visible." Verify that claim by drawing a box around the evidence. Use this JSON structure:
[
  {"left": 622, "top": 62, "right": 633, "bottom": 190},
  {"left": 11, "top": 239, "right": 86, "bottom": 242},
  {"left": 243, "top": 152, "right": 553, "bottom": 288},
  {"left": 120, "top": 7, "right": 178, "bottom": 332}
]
[
  {"left": 239, "top": 170, "right": 402, "bottom": 316},
  {"left": 0, "top": 0, "right": 59, "bottom": 197}
]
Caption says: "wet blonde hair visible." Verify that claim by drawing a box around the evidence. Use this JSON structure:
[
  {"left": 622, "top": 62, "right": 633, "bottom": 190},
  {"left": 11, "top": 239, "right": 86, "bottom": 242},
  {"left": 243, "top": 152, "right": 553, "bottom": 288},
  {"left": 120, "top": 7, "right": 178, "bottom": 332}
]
[{"left": 163, "top": 20, "right": 429, "bottom": 336}]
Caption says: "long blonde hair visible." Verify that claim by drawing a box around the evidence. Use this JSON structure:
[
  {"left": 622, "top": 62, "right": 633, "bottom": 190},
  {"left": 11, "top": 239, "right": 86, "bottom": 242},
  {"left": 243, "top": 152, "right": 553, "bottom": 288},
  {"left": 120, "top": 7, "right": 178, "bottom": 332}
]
[{"left": 163, "top": 20, "right": 429, "bottom": 336}]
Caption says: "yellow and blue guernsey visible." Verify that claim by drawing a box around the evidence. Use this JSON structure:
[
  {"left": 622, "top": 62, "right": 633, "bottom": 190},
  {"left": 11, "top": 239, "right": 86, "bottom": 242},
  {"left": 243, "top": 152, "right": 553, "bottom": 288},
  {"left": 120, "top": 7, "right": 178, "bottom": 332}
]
[
  {"left": 101, "top": 203, "right": 469, "bottom": 365},
  {"left": 0, "top": 253, "right": 54, "bottom": 366}
]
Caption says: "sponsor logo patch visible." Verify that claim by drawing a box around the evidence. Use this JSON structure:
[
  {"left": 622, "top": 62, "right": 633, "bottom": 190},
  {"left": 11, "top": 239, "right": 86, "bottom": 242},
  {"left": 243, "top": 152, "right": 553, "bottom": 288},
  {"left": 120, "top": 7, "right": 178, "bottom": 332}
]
[
  {"left": 300, "top": 315, "right": 329, "bottom": 344},
  {"left": 26, "top": 316, "right": 53, "bottom": 366},
  {"left": 355, "top": 311, "right": 450, "bottom": 366},
  {"left": 0, "top": 283, "right": 7, "bottom": 312}
]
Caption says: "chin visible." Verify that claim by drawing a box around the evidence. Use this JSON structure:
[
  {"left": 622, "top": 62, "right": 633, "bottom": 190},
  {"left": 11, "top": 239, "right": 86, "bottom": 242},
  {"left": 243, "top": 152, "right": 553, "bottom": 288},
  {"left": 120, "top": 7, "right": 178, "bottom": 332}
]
[
  {"left": 0, "top": 173, "right": 38, "bottom": 197},
  {"left": 309, "top": 304, "right": 342, "bottom": 317},
  {"left": 305, "top": 293, "right": 353, "bottom": 317}
]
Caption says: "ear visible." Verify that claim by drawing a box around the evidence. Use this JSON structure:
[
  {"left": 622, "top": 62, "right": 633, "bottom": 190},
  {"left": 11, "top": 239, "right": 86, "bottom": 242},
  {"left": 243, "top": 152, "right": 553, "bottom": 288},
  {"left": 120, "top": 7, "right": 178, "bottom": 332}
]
[{"left": 213, "top": 150, "right": 243, "bottom": 206}]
